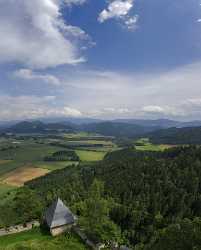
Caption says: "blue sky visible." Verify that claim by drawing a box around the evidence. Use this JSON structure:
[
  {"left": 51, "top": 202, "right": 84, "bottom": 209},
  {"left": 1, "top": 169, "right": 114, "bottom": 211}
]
[{"left": 1, "top": 0, "right": 201, "bottom": 120}]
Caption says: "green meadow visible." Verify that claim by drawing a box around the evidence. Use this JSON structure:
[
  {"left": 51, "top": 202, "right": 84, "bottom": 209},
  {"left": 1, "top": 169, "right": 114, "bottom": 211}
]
[
  {"left": 134, "top": 138, "right": 173, "bottom": 151},
  {"left": 76, "top": 150, "right": 106, "bottom": 162},
  {"left": 0, "top": 229, "right": 88, "bottom": 250},
  {"left": 0, "top": 133, "right": 116, "bottom": 180}
]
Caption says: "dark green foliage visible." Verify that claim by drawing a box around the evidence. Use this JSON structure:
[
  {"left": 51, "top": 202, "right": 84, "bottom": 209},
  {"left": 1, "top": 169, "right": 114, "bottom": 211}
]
[
  {"left": 148, "top": 126, "right": 201, "bottom": 144},
  {"left": 3, "top": 146, "right": 201, "bottom": 249},
  {"left": 79, "top": 179, "right": 121, "bottom": 244},
  {"left": 0, "top": 188, "right": 42, "bottom": 227},
  {"left": 13, "top": 187, "right": 43, "bottom": 223},
  {"left": 80, "top": 122, "right": 157, "bottom": 138},
  {"left": 147, "top": 218, "right": 201, "bottom": 250},
  {"left": 44, "top": 150, "right": 79, "bottom": 162},
  {"left": 3, "top": 121, "right": 74, "bottom": 134}
]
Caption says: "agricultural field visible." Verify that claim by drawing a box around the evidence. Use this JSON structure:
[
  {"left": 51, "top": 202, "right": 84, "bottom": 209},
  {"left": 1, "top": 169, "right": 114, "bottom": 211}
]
[
  {"left": 134, "top": 138, "right": 175, "bottom": 151},
  {"left": 76, "top": 150, "right": 106, "bottom": 162},
  {"left": 2, "top": 166, "right": 50, "bottom": 187},
  {"left": 0, "top": 229, "right": 88, "bottom": 250},
  {"left": 0, "top": 133, "right": 117, "bottom": 189},
  {"left": 36, "top": 161, "right": 78, "bottom": 171}
]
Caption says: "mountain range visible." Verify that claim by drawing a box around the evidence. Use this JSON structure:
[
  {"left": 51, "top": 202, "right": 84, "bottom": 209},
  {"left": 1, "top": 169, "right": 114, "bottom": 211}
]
[{"left": 2, "top": 118, "right": 201, "bottom": 140}]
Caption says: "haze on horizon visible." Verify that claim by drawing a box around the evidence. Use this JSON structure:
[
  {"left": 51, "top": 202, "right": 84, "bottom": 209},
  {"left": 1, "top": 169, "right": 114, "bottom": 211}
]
[{"left": 1, "top": 0, "right": 201, "bottom": 122}]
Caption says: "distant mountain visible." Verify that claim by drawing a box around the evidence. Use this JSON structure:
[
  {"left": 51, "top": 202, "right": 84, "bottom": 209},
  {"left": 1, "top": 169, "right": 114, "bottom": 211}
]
[
  {"left": 3, "top": 118, "right": 201, "bottom": 139},
  {"left": 148, "top": 126, "right": 201, "bottom": 145},
  {"left": 80, "top": 121, "right": 160, "bottom": 138},
  {"left": 179, "top": 120, "right": 201, "bottom": 128},
  {"left": 3, "top": 121, "right": 74, "bottom": 134},
  {"left": 114, "top": 118, "right": 178, "bottom": 127},
  {"left": 113, "top": 119, "right": 193, "bottom": 128},
  {"left": 40, "top": 117, "right": 103, "bottom": 125}
]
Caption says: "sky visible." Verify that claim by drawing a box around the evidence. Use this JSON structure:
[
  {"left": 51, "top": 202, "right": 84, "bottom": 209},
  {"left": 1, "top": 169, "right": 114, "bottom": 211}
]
[{"left": 1, "top": 0, "right": 201, "bottom": 121}]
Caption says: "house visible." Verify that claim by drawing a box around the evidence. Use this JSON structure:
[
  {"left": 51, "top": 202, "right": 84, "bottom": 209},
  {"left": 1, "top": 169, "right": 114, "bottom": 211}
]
[{"left": 44, "top": 198, "right": 76, "bottom": 236}]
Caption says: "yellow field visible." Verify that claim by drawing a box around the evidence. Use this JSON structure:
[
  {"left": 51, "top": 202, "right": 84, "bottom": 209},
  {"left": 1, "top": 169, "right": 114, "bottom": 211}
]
[{"left": 2, "top": 166, "right": 50, "bottom": 187}]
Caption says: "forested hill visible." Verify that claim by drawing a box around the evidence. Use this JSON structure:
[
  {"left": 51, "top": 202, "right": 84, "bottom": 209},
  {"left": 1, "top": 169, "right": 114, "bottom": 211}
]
[
  {"left": 148, "top": 126, "right": 201, "bottom": 144},
  {"left": 4, "top": 120, "right": 201, "bottom": 141},
  {"left": 2, "top": 121, "right": 74, "bottom": 134},
  {"left": 17, "top": 146, "right": 201, "bottom": 249},
  {"left": 80, "top": 121, "right": 160, "bottom": 137}
]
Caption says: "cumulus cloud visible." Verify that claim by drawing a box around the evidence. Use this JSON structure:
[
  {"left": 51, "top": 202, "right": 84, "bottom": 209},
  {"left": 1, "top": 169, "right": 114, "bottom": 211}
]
[
  {"left": 142, "top": 106, "right": 165, "bottom": 114},
  {"left": 185, "top": 98, "right": 201, "bottom": 106},
  {"left": 0, "top": 0, "right": 89, "bottom": 69},
  {"left": 0, "top": 95, "right": 82, "bottom": 120},
  {"left": 3, "top": 62, "right": 201, "bottom": 120},
  {"left": 14, "top": 69, "right": 61, "bottom": 86},
  {"left": 140, "top": 105, "right": 182, "bottom": 117},
  {"left": 98, "top": 0, "right": 138, "bottom": 30},
  {"left": 64, "top": 0, "right": 86, "bottom": 6}
]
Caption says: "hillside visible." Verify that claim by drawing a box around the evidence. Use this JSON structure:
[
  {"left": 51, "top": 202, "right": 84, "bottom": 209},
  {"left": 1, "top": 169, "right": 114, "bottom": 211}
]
[
  {"left": 148, "top": 126, "right": 201, "bottom": 144},
  {"left": 19, "top": 146, "right": 201, "bottom": 249},
  {"left": 2, "top": 121, "right": 74, "bottom": 134},
  {"left": 2, "top": 146, "right": 201, "bottom": 249},
  {"left": 80, "top": 121, "right": 160, "bottom": 138},
  {"left": 4, "top": 119, "right": 201, "bottom": 140}
]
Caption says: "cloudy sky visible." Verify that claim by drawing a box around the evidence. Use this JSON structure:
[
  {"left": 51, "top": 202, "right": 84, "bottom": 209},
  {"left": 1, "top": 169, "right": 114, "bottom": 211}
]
[{"left": 1, "top": 0, "right": 201, "bottom": 121}]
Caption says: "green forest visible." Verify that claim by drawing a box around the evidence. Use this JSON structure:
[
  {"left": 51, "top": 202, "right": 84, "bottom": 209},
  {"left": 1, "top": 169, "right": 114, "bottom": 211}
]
[
  {"left": 1, "top": 146, "right": 201, "bottom": 249},
  {"left": 148, "top": 127, "right": 201, "bottom": 145}
]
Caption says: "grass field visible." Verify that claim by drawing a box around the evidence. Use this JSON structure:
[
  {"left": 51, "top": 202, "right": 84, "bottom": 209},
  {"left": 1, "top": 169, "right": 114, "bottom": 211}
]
[
  {"left": 0, "top": 144, "right": 63, "bottom": 176},
  {"left": 0, "top": 229, "right": 88, "bottom": 250},
  {"left": 2, "top": 166, "right": 50, "bottom": 187},
  {"left": 36, "top": 161, "right": 78, "bottom": 171},
  {"left": 0, "top": 134, "right": 115, "bottom": 187},
  {"left": 76, "top": 150, "right": 106, "bottom": 161},
  {"left": 135, "top": 138, "right": 174, "bottom": 151}
]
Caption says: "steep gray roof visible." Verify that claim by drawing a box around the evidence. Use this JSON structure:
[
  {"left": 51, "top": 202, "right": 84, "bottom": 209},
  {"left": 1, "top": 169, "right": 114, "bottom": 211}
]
[{"left": 44, "top": 198, "right": 76, "bottom": 229}]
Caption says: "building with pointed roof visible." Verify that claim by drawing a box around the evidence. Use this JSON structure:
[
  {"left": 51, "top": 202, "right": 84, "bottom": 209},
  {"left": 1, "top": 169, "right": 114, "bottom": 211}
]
[{"left": 44, "top": 198, "right": 77, "bottom": 236}]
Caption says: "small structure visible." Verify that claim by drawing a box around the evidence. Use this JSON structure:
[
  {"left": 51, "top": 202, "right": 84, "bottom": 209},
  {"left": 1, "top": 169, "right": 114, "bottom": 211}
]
[
  {"left": 44, "top": 198, "right": 76, "bottom": 236},
  {"left": 119, "top": 246, "right": 131, "bottom": 250}
]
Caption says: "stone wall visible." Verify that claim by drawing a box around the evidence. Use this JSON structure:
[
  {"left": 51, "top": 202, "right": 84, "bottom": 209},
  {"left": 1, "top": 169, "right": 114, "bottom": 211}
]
[
  {"left": 0, "top": 221, "right": 40, "bottom": 237},
  {"left": 50, "top": 224, "right": 73, "bottom": 236}
]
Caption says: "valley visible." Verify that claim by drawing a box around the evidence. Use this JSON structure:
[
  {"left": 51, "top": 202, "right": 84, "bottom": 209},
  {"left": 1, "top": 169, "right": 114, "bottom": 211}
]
[{"left": 1, "top": 120, "right": 201, "bottom": 250}]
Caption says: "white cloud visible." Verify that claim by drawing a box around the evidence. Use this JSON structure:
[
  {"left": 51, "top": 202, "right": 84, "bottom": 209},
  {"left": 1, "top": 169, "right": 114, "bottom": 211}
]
[
  {"left": 56, "top": 62, "right": 201, "bottom": 120},
  {"left": 0, "top": 95, "right": 82, "bottom": 120},
  {"left": 142, "top": 106, "right": 165, "bottom": 114},
  {"left": 4, "top": 62, "right": 201, "bottom": 120},
  {"left": 64, "top": 0, "right": 86, "bottom": 6},
  {"left": 98, "top": 0, "right": 138, "bottom": 30},
  {"left": 185, "top": 98, "right": 201, "bottom": 106},
  {"left": 0, "top": 0, "right": 89, "bottom": 69},
  {"left": 124, "top": 15, "right": 139, "bottom": 30},
  {"left": 14, "top": 69, "right": 61, "bottom": 86},
  {"left": 62, "top": 107, "right": 82, "bottom": 117}
]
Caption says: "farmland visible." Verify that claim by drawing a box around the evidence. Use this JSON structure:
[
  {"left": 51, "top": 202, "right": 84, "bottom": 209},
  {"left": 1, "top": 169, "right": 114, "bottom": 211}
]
[
  {"left": 134, "top": 138, "right": 175, "bottom": 151},
  {"left": 0, "top": 133, "right": 117, "bottom": 187},
  {"left": 2, "top": 166, "right": 50, "bottom": 187}
]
